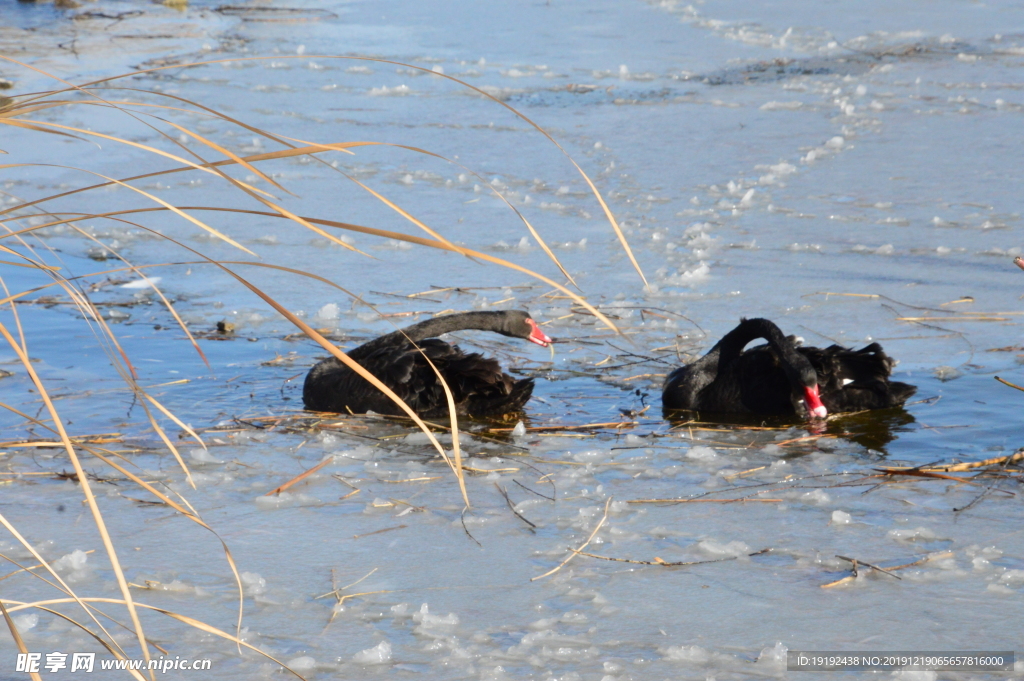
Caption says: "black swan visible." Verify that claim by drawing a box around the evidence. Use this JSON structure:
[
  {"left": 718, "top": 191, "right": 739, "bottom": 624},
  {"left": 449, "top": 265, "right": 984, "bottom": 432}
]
[
  {"left": 303, "top": 310, "right": 552, "bottom": 417},
  {"left": 662, "top": 318, "right": 916, "bottom": 419}
]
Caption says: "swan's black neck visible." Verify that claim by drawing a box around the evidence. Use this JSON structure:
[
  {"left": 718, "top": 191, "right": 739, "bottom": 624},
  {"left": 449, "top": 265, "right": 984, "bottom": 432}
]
[
  {"left": 385, "top": 311, "right": 529, "bottom": 343},
  {"left": 717, "top": 318, "right": 793, "bottom": 358}
]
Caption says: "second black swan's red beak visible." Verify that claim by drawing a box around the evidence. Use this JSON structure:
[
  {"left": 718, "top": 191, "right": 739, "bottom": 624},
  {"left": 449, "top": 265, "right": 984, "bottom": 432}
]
[{"left": 803, "top": 385, "right": 827, "bottom": 419}]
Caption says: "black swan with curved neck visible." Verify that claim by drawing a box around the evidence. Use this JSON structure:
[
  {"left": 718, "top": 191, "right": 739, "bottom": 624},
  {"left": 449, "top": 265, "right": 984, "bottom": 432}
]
[
  {"left": 303, "top": 310, "right": 552, "bottom": 417},
  {"left": 662, "top": 318, "right": 916, "bottom": 419}
]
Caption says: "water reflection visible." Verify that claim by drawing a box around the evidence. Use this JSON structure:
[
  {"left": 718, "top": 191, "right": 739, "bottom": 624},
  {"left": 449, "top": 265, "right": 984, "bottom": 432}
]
[{"left": 662, "top": 406, "right": 917, "bottom": 455}]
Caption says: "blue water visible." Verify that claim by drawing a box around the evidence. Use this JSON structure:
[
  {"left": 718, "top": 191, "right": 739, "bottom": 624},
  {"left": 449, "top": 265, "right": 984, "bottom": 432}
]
[{"left": 2, "top": 1, "right": 1023, "bottom": 678}]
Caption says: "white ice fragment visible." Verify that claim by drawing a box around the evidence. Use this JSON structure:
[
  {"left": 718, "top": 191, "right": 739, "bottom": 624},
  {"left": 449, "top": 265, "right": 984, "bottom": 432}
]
[
  {"left": 755, "top": 642, "right": 788, "bottom": 669},
  {"left": 412, "top": 603, "right": 459, "bottom": 633},
  {"left": 241, "top": 571, "right": 267, "bottom": 596},
  {"left": 315, "top": 303, "right": 339, "bottom": 320},
  {"left": 286, "top": 657, "right": 316, "bottom": 672},
  {"left": 53, "top": 549, "right": 89, "bottom": 573},
  {"left": 120, "top": 277, "right": 162, "bottom": 290},
  {"left": 933, "top": 366, "right": 961, "bottom": 381},
  {"left": 369, "top": 84, "right": 411, "bottom": 96},
  {"left": 624, "top": 434, "right": 644, "bottom": 446},
  {"left": 686, "top": 446, "right": 718, "bottom": 461},
  {"left": 887, "top": 527, "right": 939, "bottom": 543},
  {"left": 12, "top": 614, "right": 38, "bottom": 631},
  {"left": 189, "top": 448, "right": 222, "bottom": 465},
  {"left": 831, "top": 510, "right": 853, "bottom": 525},
  {"left": 697, "top": 539, "right": 750, "bottom": 558},
  {"left": 662, "top": 644, "right": 712, "bottom": 662},
  {"left": 511, "top": 420, "right": 527, "bottom": 437},
  {"left": 825, "top": 136, "right": 845, "bottom": 149},
  {"left": 801, "top": 489, "right": 831, "bottom": 505},
  {"left": 759, "top": 100, "right": 803, "bottom": 110},
  {"left": 999, "top": 569, "right": 1024, "bottom": 585},
  {"left": 352, "top": 640, "right": 392, "bottom": 665}
]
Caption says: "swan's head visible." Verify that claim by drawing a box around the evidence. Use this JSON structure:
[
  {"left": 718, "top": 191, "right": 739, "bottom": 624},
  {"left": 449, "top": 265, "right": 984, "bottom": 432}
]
[
  {"left": 783, "top": 353, "right": 827, "bottom": 419},
  {"left": 525, "top": 317, "right": 553, "bottom": 347}
]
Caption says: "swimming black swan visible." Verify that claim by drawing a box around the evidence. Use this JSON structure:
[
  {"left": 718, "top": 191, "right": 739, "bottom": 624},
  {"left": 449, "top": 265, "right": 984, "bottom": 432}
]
[
  {"left": 662, "top": 318, "right": 916, "bottom": 418},
  {"left": 303, "top": 310, "right": 552, "bottom": 417}
]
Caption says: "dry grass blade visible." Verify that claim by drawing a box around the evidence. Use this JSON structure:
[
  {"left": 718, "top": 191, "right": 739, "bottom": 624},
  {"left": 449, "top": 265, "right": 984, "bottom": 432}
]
[
  {"left": 995, "top": 376, "right": 1024, "bottom": 393},
  {"left": 0, "top": 598, "right": 43, "bottom": 681},
  {"left": 916, "top": 451, "right": 1024, "bottom": 472},
  {"left": 532, "top": 497, "right": 611, "bottom": 581},
  {"left": 265, "top": 458, "right": 333, "bottom": 496},
  {"left": 5, "top": 206, "right": 621, "bottom": 334},
  {"left": 0, "top": 163, "right": 253, "bottom": 255},
  {"left": 2, "top": 598, "right": 306, "bottom": 680},
  {"left": 79, "top": 445, "right": 247, "bottom": 649},
  {"left": 6, "top": 54, "right": 646, "bottom": 287},
  {"left": 0, "top": 321, "right": 151, "bottom": 666}
]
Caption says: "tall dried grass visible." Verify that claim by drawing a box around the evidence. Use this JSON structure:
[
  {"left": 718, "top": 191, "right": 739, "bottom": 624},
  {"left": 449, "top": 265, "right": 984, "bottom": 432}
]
[{"left": 0, "top": 56, "right": 644, "bottom": 677}]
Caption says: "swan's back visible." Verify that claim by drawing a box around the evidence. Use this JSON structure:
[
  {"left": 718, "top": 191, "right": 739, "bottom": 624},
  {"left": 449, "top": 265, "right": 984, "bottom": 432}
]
[{"left": 303, "top": 338, "right": 533, "bottom": 417}]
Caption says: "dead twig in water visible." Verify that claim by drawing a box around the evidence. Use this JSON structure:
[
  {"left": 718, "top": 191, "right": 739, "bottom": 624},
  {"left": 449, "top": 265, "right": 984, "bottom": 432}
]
[
  {"left": 572, "top": 547, "right": 770, "bottom": 567},
  {"left": 822, "top": 552, "right": 954, "bottom": 588},
  {"left": 264, "top": 458, "right": 332, "bottom": 496},
  {"left": 513, "top": 478, "right": 555, "bottom": 501},
  {"left": 532, "top": 497, "right": 611, "bottom": 581},
  {"left": 460, "top": 507, "right": 482, "bottom": 548},
  {"left": 495, "top": 484, "right": 536, "bottom": 532},
  {"left": 994, "top": 376, "right": 1024, "bottom": 393}
]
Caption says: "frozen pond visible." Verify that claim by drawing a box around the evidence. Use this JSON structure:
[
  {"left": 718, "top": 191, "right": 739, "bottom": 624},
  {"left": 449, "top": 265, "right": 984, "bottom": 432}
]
[{"left": 1, "top": 0, "right": 1023, "bottom": 678}]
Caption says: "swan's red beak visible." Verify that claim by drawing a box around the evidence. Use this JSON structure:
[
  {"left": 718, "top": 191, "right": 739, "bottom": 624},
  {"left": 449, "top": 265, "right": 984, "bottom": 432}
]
[
  {"left": 526, "top": 318, "right": 553, "bottom": 347},
  {"left": 804, "top": 385, "right": 827, "bottom": 419}
]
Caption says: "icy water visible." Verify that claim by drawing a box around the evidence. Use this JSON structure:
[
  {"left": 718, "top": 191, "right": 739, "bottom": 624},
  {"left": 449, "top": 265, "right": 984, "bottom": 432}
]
[{"left": 2, "top": 0, "right": 1024, "bottom": 679}]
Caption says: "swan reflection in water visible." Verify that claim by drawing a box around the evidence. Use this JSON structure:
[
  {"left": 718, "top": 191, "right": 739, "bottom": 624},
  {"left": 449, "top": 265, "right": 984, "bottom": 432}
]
[{"left": 662, "top": 405, "right": 917, "bottom": 456}]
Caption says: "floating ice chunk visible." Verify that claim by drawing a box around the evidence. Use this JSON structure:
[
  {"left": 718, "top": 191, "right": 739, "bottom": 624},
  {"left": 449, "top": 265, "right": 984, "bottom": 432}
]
[
  {"left": 241, "top": 571, "right": 267, "bottom": 596},
  {"left": 369, "top": 84, "right": 411, "bottom": 96},
  {"left": 825, "top": 136, "right": 845, "bottom": 149},
  {"left": 875, "top": 244, "right": 894, "bottom": 255},
  {"left": 353, "top": 640, "right": 392, "bottom": 665},
  {"left": 802, "top": 489, "right": 831, "bottom": 505},
  {"left": 286, "top": 656, "right": 316, "bottom": 672},
  {"left": 887, "top": 527, "right": 939, "bottom": 543},
  {"left": 573, "top": 450, "right": 605, "bottom": 463},
  {"left": 624, "top": 434, "right": 644, "bottom": 446},
  {"left": 759, "top": 100, "right": 803, "bottom": 110},
  {"left": 686, "top": 446, "right": 717, "bottom": 461},
  {"left": 315, "top": 303, "right": 339, "bottom": 320},
  {"left": 12, "top": 614, "right": 37, "bottom": 631},
  {"left": 661, "top": 644, "right": 712, "bottom": 663},
  {"left": 53, "top": 549, "right": 89, "bottom": 574},
  {"left": 189, "top": 448, "right": 222, "bottom": 465},
  {"left": 697, "top": 539, "right": 750, "bottom": 557},
  {"left": 412, "top": 603, "right": 459, "bottom": 634},
  {"left": 120, "top": 277, "right": 162, "bottom": 289},
  {"left": 933, "top": 365, "right": 961, "bottom": 381},
  {"left": 756, "top": 642, "right": 788, "bottom": 670},
  {"left": 998, "top": 569, "right": 1024, "bottom": 586},
  {"left": 831, "top": 510, "right": 853, "bottom": 525},
  {"left": 511, "top": 421, "right": 527, "bottom": 438}
]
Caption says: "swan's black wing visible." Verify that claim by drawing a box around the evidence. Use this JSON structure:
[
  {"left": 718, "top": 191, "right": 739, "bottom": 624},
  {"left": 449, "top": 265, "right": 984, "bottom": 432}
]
[
  {"left": 800, "top": 343, "right": 916, "bottom": 411},
  {"left": 303, "top": 340, "right": 532, "bottom": 417},
  {"left": 664, "top": 343, "right": 797, "bottom": 414}
]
